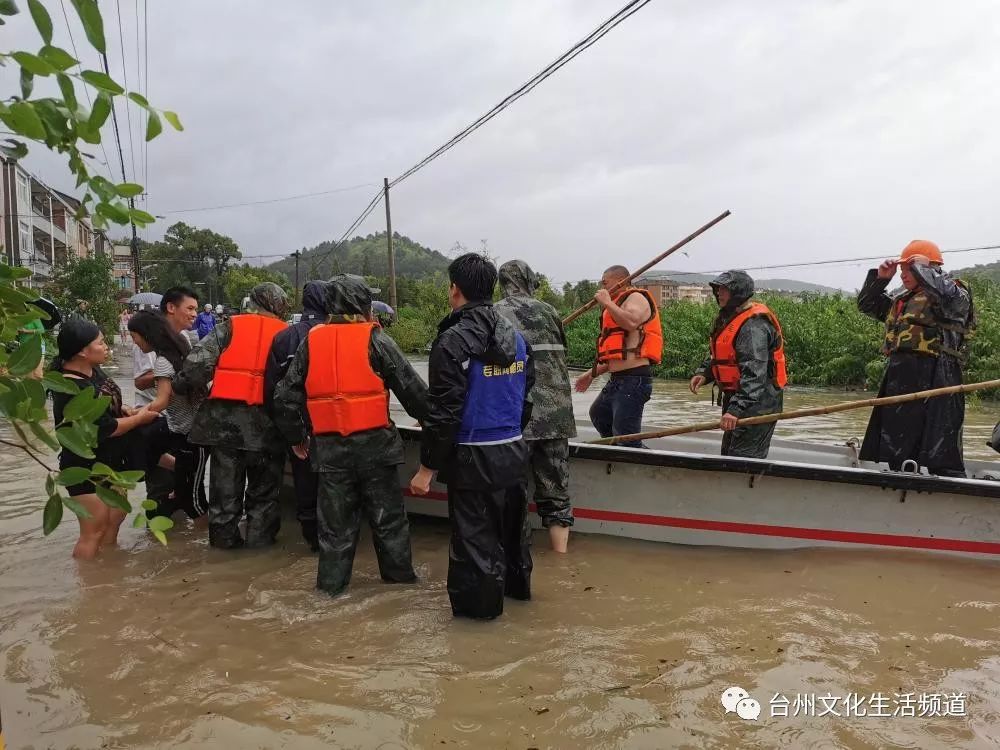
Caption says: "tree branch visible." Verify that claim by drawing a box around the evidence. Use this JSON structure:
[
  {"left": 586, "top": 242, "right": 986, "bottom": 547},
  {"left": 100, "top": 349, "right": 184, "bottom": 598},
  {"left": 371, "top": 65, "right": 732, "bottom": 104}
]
[{"left": 0, "top": 438, "right": 56, "bottom": 473}]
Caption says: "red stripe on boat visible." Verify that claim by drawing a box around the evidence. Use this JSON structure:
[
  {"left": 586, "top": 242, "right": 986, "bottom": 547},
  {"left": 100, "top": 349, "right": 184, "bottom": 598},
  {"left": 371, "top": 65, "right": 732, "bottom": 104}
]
[{"left": 402, "top": 489, "right": 1000, "bottom": 555}]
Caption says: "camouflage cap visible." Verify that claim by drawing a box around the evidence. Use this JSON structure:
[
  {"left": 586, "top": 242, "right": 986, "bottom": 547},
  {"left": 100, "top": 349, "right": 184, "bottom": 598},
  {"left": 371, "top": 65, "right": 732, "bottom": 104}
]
[
  {"left": 248, "top": 282, "right": 290, "bottom": 318},
  {"left": 499, "top": 260, "right": 539, "bottom": 299}
]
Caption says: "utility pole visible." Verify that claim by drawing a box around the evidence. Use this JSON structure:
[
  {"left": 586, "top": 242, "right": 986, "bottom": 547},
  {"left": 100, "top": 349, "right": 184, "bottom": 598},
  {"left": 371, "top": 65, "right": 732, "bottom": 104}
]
[
  {"left": 383, "top": 177, "right": 397, "bottom": 309},
  {"left": 293, "top": 250, "right": 301, "bottom": 309}
]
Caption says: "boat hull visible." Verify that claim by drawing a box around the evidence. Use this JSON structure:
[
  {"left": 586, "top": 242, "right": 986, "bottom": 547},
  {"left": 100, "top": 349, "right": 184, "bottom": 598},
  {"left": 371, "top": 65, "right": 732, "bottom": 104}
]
[{"left": 394, "top": 427, "right": 1000, "bottom": 561}]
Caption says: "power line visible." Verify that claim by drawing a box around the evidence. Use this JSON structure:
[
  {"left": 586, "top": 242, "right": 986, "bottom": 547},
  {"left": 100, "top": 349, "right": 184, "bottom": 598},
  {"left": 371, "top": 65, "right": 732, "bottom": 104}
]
[
  {"left": 114, "top": 0, "right": 137, "bottom": 184},
  {"left": 307, "top": 188, "right": 385, "bottom": 272},
  {"left": 134, "top": 0, "right": 143, "bottom": 187},
  {"left": 661, "top": 243, "right": 1000, "bottom": 279},
  {"left": 58, "top": 0, "right": 114, "bottom": 181},
  {"left": 158, "top": 182, "right": 380, "bottom": 214},
  {"left": 388, "top": 0, "right": 654, "bottom": 189},
  {"left": 143, "top": 0, "right": 149, "bottom": 202}
]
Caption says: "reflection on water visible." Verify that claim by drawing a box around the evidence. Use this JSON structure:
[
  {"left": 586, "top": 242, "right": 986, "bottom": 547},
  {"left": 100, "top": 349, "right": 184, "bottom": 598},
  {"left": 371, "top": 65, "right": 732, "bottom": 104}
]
[{"left": 2, "top": 362, "right": 1000, "bottom": 748}]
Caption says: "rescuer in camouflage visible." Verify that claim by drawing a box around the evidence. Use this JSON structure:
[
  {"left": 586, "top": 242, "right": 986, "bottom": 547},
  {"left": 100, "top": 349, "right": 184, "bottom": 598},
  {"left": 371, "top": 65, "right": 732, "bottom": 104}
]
[
  {"left": 174, "top": 282, "right": 291, "bottom": 549},
  {"left": 272, "top": 274, "right": 429, "bottom": 596},
  {"left": 495, "top": 260, "right": 576, "bottom": 551},
  {"left": 857, "top": 241, "right": 974, "bottom": 476}
]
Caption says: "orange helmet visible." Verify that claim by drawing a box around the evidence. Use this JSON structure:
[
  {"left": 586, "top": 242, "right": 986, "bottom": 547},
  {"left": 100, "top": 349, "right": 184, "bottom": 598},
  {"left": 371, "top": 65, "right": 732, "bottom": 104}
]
[{"left": 899, "top": 239, "right": 943, "bottom": 265}]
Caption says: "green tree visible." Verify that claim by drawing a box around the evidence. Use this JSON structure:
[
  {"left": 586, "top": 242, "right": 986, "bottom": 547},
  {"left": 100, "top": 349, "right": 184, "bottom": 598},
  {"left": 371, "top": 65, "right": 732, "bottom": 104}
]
[
  {"left": 221, "top": 265, "right": 293, "bottom": 309},
  {"left": 0, "top": 0, "right": 181, "bottom": 541},
  {"left": 47, "top": 253, "right": 120, "bottom": 336},
  {"left": 143, "top": 222, "right": 241, "bottom": 305}
]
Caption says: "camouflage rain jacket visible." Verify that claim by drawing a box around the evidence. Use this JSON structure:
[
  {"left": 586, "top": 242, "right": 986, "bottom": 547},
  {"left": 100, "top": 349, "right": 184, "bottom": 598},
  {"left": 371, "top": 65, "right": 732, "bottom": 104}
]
[{"left": 494, "top": 261, "right": 576, "bottom": 440}]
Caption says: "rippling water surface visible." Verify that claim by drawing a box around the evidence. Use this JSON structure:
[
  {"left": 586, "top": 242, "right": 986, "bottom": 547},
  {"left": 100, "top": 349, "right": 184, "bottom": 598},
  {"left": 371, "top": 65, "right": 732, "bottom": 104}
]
[{"left": 3, "top": 363, "right": 1000, "bottom": 748}]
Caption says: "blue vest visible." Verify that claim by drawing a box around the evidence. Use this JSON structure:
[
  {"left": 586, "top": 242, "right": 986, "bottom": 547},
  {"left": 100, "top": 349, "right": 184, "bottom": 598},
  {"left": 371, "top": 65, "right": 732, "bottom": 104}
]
[{"left": 456, "top": 333, "right": 528, "bottom": 445}]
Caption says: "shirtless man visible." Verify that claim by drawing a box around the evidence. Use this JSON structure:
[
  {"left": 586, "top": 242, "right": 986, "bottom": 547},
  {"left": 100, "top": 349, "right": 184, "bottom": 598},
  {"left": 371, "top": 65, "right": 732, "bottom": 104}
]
[{"left": 574, "top": 265, "right": 663, "bottom": 448}]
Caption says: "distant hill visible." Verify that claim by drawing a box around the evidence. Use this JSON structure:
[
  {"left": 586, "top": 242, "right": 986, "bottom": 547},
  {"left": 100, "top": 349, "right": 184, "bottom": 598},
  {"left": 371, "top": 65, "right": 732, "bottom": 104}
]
[
  {"left": 955, "top": 261, "right": 1000, "bottom": 282},
  {"left": 267, "top": 232, "right": 450, "bottom": 281},
  {"left": 638, "top": 270, "right": 841, "bottom": 294}
]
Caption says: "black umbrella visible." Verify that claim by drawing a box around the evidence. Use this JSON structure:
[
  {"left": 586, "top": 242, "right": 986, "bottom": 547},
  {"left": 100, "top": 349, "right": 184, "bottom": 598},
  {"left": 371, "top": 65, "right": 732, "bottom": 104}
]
[{"left": 29, "top": 297, "right": 62, "bottom": 330}]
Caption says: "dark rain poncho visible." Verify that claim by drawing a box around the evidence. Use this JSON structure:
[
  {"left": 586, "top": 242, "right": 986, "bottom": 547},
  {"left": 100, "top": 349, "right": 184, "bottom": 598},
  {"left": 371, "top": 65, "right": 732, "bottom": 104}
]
[
  {"left": 695, "top": 270, "right": 784, "bottom": 459},
  {"left": 856, "top": 265, "right": 972, "bottom": 476}
]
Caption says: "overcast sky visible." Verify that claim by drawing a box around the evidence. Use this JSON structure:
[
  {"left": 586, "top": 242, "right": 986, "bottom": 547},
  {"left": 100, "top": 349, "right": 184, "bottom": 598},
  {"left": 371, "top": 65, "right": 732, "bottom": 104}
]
[{"left": 5, "top": 0, "right": 1000, "bottom": 290}]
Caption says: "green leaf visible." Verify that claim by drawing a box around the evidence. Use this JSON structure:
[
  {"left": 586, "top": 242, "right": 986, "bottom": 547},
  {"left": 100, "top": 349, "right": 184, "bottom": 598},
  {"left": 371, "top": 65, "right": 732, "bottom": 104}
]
[
  {"left": 70, "top": 0, "right": 105, "bottom": 54},
  {"left": 119, "top": 470, "right": 145, "bottom": 483},
  {"left": 0, "top": 0, "right": 20, "bottom": 17},
  {"left": 132, "top": 513, "right": 148, "bottom": 528},
  {"left": 147, "top": 515, "right": 173, "bottom": 532},
  {"left": 39, "top": 45, "right": 78, "bottom": 71},
  {"left": 162, "top": 110, "right": 183, "bottom": 131},
  {"left": 27, "top": 0, "right": 53, "bottom": 43},
  {"left": 32, "top": 99, "right": 69, "bottom": 141},
  {"left": 56, "top": 425, "right": 95, "bottom": 458},
  {"left": 89, "top": 462, "right": 115, "bottom": 476},
  {"left": 6, "top": 101, "right": 46, "bottom": 140},
  {"left": 88, "top": 173, "right": 116, "bottom": 201},
  {"left": 96, "top": 201, "right": 130, "bottom": 224},
  {"left": 129, "top": 207, "right": 155, "bottom": 226},
  {"left": 20, "top": 67, "right": 33, "bottom": 98},
  {"left": 42, "top": 370, "right": 81, "bottom": 395},
  {"left": 56, "top": 466, "right": 91, "bottom": 486},
  {"left": 152, "top": 528, "right": 167, "bottom": 546},
  {"left": 80, "top": 69, "right": 123, "bottom": 94},
  {"left": 127, "top": 91, "right": 149, "bottom": 108},
  {"left": 11, "top": 51, "right": 55, "bottom": 76},
  {"left": 62, "top": 388, "right": 97, "bottom": 422},
  {"left": 145, "top": 109, "right": 162, "bottom": 141},
  {"left": 56, "top": 73, "right": 77, "bottom": 110},
  {"left": 45, "top": 473, "right": 55, "bottom": 496},
  {"left": 140, "top": 499, "right": 157, "bottom": 511},
  {"left": 29, "top": 421, "right": 59, "bottom": 451},
  {"left": 94, "top": 483, "right": 130, "bottom": 512},
  {"left": 22, "top": 376, "right": 45, "bottom": 408},
  {"left": 62, "top": 495, "right": 92, "bottom": 519},
  {"left": 0, "top": 139, "right": 29, "bottom": 159},
  {"left": 43, "top": 493, "right": 63, "bottom": 535},
  {"left": 116, "top": 182, "right": 143, "bottom": 198},
  {"left": 7, "top": 334, "right": 42, "bottom": 375}
]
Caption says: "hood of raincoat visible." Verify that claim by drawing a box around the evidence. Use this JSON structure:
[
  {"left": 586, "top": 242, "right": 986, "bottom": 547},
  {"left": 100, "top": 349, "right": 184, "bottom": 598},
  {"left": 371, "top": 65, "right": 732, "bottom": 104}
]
[
  {"left": 325, "top": 274, "right": 374, "bottom": 318},
  {"left": 710, "top": 270, "right": 756, "bottom": 335},
  {"left": 499, "top": 260, "right": 539, "bottom": 299},
  {"left": 300, "top": 280, "right": 328, "bottom": 316}
]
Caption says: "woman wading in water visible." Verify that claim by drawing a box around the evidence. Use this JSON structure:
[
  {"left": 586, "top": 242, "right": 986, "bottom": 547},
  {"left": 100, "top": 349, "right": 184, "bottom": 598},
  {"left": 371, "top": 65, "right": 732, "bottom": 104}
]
[{"left": 48, "top": 320, "right": 159, "bottom": 558}]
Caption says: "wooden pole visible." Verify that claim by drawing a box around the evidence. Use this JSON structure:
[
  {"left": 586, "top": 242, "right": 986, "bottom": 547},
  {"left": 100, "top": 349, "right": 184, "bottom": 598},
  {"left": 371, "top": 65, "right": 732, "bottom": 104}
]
[
  {"left": 562, "top": 209, "right": 731, "bottom": 326},
  {"left": 383, "top": 177, "right": 398, "bottom": 310},
  {"left": 589, "top": 378, "right": 1000, "bottom": 445}
]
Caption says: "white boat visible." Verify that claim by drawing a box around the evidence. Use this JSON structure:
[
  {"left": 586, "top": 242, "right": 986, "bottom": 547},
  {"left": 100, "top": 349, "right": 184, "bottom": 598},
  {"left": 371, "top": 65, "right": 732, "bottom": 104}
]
[{"left": 395, "top": 425, "right": 1000, "bottom": 561}]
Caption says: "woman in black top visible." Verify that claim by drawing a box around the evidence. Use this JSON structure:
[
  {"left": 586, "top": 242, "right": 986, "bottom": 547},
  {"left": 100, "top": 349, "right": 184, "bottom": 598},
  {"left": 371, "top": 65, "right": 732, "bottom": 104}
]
[{"left": 49, "top": 320, "right": 158, "bottom": 559}]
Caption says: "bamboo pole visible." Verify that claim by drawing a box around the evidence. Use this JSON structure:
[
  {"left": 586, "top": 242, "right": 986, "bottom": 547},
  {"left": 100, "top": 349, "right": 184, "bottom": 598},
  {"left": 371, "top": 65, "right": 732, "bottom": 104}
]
[
  {"left": 589, "top": 378, "right": 1000, "bottom": 445},
  {"left": 562, "top": 210, "right": 732, "bottom": 326}
]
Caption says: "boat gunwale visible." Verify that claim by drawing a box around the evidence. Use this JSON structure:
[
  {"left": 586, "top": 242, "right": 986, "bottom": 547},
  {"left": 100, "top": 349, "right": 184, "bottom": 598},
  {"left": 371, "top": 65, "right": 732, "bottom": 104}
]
[{"left": 395, "top": 426, "right": 1000, "bottom": 499}]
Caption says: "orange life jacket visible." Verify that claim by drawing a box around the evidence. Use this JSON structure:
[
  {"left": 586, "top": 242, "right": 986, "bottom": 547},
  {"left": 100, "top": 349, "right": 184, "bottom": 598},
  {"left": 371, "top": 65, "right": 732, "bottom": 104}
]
[
  {"left": 596, "top": 288, "right": 663, "bottom": 365},
  {"left": 709, "top": 302, "right": 788, "bottom": 392},
  {"left": 209, "top": 314, "right": 287, "bottom": 405},
  {"left": 305, "top": 322, "right": 390, "bottom": 436}
]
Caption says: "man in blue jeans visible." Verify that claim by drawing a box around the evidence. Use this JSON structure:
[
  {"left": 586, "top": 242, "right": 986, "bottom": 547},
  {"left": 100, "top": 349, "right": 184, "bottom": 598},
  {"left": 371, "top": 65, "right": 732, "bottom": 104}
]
[{"left": 574, "top": 265, "right": 663, "bottom": 448}]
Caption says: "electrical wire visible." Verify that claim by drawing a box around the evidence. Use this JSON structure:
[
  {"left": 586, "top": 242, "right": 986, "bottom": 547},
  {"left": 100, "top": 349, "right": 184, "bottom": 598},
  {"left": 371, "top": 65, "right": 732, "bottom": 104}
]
[
  {"left": 388, "top": 0, "right": 654, "bottom": 189},
  {"left": 114, "top": 0, "right": 137, "bottom": 184},
  {"left": 158, "top": 182, "right": 380, "bottom": 214},
  {"left": 58, "top": 0, "right": 115, "bottom": 181}
]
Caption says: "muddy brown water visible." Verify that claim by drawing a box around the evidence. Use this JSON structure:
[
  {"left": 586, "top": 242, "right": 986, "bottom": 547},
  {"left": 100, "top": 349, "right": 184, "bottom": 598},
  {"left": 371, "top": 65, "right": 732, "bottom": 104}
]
[{"left": 3, "top": 362, "right": 1000, "bottom": 748}]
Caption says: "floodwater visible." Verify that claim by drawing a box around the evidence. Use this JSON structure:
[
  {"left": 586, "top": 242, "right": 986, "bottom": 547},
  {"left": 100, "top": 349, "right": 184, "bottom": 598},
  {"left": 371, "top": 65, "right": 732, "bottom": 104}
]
[{"left": 3, "top": 363, "right": 1000, "bottom": 749}]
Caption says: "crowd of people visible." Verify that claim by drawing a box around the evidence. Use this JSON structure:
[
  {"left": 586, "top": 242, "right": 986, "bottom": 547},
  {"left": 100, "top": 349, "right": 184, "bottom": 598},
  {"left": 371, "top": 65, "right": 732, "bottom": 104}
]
[{"left": 42, "top": 240, "right": 977, "bottom": 620}]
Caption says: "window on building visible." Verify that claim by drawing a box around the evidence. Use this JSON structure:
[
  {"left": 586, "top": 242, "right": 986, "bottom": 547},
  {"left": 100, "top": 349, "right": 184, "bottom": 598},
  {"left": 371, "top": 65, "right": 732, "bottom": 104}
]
[
  {"left": 18, "top": 221, "right": 30, "bottom": 255},
  {"left": 16, "top": 173, "right": 30, "bottom": 209}
]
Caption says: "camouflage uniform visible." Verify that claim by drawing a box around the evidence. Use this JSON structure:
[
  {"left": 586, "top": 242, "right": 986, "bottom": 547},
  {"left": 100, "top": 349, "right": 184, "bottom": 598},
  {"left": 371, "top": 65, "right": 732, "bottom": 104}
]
[
  {"left": 175, "top": 283, "right": 290, "bottom": 549},
  {"left": 272, "top": 275, "right": 429, "bottom": 596},
  {"left": 495, "top": 260, "right": 576, "bottom": 528},
  {"left": 857, "top": 265, "right": 974, "bottom": 476},
  {"left": 694, "top": 271, "right": 784, "bottom": 459}
]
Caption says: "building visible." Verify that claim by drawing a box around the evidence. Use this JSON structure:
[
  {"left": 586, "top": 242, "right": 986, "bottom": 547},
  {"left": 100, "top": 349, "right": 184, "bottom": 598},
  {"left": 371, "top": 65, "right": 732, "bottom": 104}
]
[
  {"left": 0, "top": 156, "right": 115, "bottom": 289},
  {"left": 111, "top": 243, "right": 137, "bottom": 292},
  {"left": 635, "top": 276, "right": 713, "bottom": 305}
]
